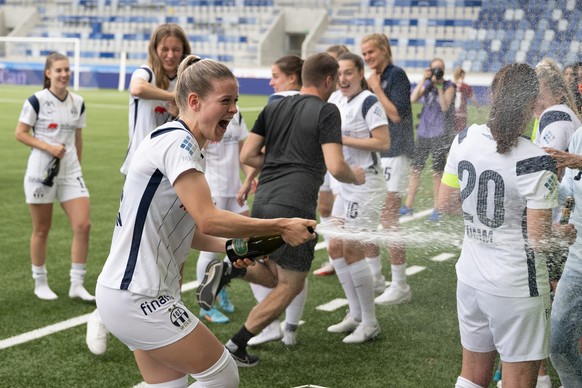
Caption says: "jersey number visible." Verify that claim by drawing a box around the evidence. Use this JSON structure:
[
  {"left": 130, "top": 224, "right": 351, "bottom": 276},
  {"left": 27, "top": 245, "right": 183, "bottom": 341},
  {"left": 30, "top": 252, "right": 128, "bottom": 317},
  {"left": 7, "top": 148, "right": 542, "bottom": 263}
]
[{"left": 458, "top": 160, "right": 505, "bottom": 228}]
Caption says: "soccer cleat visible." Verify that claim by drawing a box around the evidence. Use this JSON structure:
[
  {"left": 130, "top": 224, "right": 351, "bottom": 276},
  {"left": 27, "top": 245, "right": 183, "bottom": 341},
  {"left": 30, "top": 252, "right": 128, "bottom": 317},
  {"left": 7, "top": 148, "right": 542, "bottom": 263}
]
[
  {"left": 196, "top": 260, "right": 230, "bottom": 310},
  {"left": 429, "top": 209, "right": 441, "bottom": 222},
  {"left": 281, "top": 328, "right": 297, "bottom": 346},
  {"left": 247, "top": 320, "right": 282, "bottom": 346},
  {"left": 375, "top": 284, "right": 412, "bottom": 305},
  {"left": 342, "top": 322, "right": 381, "bottom": 344},
  {"left": 327, "top": 314, "right": 361, "bottom": 334},
  {"left": 374, "top": 274, "right": 387, "bottom": 293},
  {"left": 86, "top": 310, "right": 109, "bottom": 356},
  {"left": 399, "top": 206, "right": 413, "bottom": 216},
  {"left": 313, "top": 261, "right": 335, "bottom": 276},
  {"left": 199, "top": 306, "right": 229, "bottom": 323},
  {"left": 217, "top": 288, "right": 235, "bottom": 313},
  {"left": 228, "top": 346, "right": 260, "bottom": 367},
  {"left": 69, "top": 283, "right": 96, "bottom": 302}
]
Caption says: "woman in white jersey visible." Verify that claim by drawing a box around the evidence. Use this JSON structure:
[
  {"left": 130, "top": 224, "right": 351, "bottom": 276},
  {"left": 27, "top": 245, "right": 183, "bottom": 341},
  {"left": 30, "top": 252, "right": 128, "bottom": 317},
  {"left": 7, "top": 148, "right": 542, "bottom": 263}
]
[
  {"left": 15, "top": 52, "right": 93, "bottom": 302},
  {"left": 438, "top": 63, "right": 575, "bottom": 388},
  {"left": 95, "top": 56, "right": 316, "bottom": 388},
  {"left": 120, "top": 23, "right": 191, "bottom": 175},
  {"left": 196, "top": 109, "right": 252, "bottom": 324},
  {"left": 326, "top": 52, "right": 390, "bottom": 344}
]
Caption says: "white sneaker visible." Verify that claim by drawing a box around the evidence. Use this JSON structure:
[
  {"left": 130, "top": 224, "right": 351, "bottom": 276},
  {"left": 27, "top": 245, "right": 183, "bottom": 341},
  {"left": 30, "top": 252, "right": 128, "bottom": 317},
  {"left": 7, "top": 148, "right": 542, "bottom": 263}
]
[
  {"left": 375, "top": 284, "right": 412, "bottom": 305},
  {"left": 374, "top": 274, "right": 387, "bottom": 293},
  {"left": 247, "top": 320, "right": 283, "bottom": 346},
  {"left": 69, "top": 283, "right": 96, "bottom": 302},
  {"left": 281, "top": 328, "right": 297, "bottom": 346},
  {"left": 342, "top": 322, "right": 381, "bottom": 344},
  {"left": 86, "top": 310, "right": 109, "bottom": 356},
  {"left": 327, "top": 315, "right": 360, "bottom": 334},
  {"left": 34, "top": 282, "right": 58, "bottom": 300}
]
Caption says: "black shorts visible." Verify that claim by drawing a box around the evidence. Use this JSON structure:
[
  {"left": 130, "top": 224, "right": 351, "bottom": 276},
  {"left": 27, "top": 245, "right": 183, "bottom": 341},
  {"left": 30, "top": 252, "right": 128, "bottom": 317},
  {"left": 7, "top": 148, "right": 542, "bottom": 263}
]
[
  {"left": 411, "top": 134, "right": 453, "bottom": 173},
  {"left": 251, "top": 203, "right": 317, "bottom": 272}
]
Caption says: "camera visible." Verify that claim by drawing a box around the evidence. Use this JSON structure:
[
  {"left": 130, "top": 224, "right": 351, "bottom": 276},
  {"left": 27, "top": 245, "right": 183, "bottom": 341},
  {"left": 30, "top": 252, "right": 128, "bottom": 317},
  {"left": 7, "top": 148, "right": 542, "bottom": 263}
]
[{"left": 431, "top": 67, "right": 444, "bottom": 79}]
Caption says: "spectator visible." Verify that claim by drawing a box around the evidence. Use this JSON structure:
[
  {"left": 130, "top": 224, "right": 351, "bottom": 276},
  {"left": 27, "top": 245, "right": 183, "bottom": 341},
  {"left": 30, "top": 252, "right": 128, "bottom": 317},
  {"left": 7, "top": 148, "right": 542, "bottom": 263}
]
[
  {"left": 403, "top": 57, "right": 456, "bottom": 222},
  {"left": 452, "top": 66, "right": 479, "bottom": 133},
  {"left": 361, "top": 33, "right": 415, "bottom": 304},
  {"left": 95, "top": 55, "right": 316, "bottom": 387},
  {"left": 563, "top": 62, "right": 582, "bottom": 114},
  {"left": 15, "top": 52, "right": 93, "bottom": 302}
]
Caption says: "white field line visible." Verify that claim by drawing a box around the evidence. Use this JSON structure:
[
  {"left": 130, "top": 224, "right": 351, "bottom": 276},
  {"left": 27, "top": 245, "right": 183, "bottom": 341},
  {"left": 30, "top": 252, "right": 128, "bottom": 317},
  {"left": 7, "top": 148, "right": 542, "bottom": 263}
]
[{"left": 0, "top": 209, "right": 440, "bottom": 349}]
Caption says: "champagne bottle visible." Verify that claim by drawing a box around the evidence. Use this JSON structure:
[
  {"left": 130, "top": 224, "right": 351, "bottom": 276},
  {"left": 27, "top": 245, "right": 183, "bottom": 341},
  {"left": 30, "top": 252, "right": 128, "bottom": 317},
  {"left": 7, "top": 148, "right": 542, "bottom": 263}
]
[
  {"left": 40, "top": 157, "right": 60, "bottom": 187},
  {"left": 225, "top": 227, "right": 314, "bottom": 262}
]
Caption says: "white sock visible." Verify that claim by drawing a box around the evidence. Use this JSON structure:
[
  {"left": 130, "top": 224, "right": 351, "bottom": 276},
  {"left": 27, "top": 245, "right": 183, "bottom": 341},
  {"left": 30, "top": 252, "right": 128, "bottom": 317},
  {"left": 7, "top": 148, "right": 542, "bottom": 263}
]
[
  {"left": 144, "top": 375, "right": 188, "bottom": 388},
  {"left": 250, "top": 283, "right": 273, "bottom": 303},
  {"left": 365, "top": 255, "right": 382, "bottom": 279},
  {"left": 455, "top": 376, "right": 483, "bottom": 388},
  {"left": 332, "top": 258, "right": 361, "bottom": 320},
  {"left": 348, "top": 260, "right": 377, "bottom": 326},
  {"left": 391, "top": 263, "right": 407, "bottom": 287},
  {"left": 197, "top": 251, "right": 220, "bottom": 281},
  {"left": 32, "top": 264, "right": 58, "bottom": 300},
  {"left": 190, "top": 347, "right": 239, "bottom": 388},
  {"left": 285, "top": 279, "right": 308, "bottom": 327},
  {"left": 69, "top": 263, "right": 95, "bottom": 301}
]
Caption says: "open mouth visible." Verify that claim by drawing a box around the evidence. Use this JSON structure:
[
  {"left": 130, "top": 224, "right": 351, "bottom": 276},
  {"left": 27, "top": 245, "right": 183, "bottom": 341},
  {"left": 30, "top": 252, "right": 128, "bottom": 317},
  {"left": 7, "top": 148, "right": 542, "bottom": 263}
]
[{"left": 218, "top": 119, "right": 231, "bottom": 130}]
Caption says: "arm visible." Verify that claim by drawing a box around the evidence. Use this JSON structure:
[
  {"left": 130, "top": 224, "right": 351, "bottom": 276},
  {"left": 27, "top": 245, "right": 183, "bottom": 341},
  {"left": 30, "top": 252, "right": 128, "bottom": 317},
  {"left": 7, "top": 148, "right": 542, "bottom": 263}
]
[
  {"left": 438, "top": 83, "right": 456, "bottom": 112},
  {"left": 411, "top": 68, "right": 433, "bottom": 103},
  {"left": 75, "top": 128, "right": 83, "bottom": 164},
  {"left": 129, "top": 77, "right": 175, "bottom": 102},
  {"left": 240, "top": 132, "right": 265, "bottom": 170},
  {"left": 236, "top": 139, "right": 259, "bottom": 206},
  {"left": 174, "top": 169, "right": 316, "bottom": 245},
  {"left": 321, "top": 143, "right": 365, "bottom": 185},
  {"left": 367, "top": 72, "right": 401, "bottom": 123},
  {"left": 341, "top": 125, "right": 390, "bottom": 153},
  {"left": 437, "top": 182, "right": 461, "bottom": 215},
  {"left": 15, "top": 122, "right": 65, "bottom": 158},
  {"left": 191, "top": 228, "right": 255, "bottom": 268},
  {"left": 544, "top": 147, "right": 582, "bottom": 170},
  {"left": 527, "top": 208, "right": 576, "bottom": 253}
]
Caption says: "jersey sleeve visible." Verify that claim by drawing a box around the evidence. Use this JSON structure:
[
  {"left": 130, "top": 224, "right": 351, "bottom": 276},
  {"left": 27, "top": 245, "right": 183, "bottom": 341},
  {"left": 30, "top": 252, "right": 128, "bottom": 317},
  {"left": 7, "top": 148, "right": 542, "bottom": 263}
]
[
  {"left": 76, "top": 99, "right": 87, "bottom": 129},
  {"left": 129, "top": 68, "right": 152, "bottom": 96},
  {"left": 162, "top": 132, "right": 206, "bottom": 186},
  {"left": 363, "top": 95, "right": 388, "bottom": 131},
  {"left": 251, "top": 106, "right": 267, "bottom": 137},
  {"left": 18, "top": 96, "right": 38, "bottom": 127},
  {"left": 318, "top": 103, "right": 343, "bottom": 145},
  {"left": 516, "top": 154, "right": 559, "bottom": 209},
  {"left": 537, "top": 120, "right": 572, "bottom": 151}
]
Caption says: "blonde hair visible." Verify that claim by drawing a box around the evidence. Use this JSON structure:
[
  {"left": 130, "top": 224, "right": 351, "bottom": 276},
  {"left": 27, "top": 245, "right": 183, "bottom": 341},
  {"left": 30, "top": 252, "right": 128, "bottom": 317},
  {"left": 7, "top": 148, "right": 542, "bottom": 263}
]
[
  {"left": 453, "top": 66, "right": 465, "bottom": 81},
  {"left": 147, "top": 23, "right": 191, "bottom": 90},
  {"left": 536, "top": 58, "right": 582, "bottom": 122},
  {"left": 325, "top": 45, "right": 350, "bottom": 59},
  {"left": 175, "top": 55, "right": 237, "bottom": 112},
  {"left": 361, "top": 33, "right": 392, "bottom": 64}
]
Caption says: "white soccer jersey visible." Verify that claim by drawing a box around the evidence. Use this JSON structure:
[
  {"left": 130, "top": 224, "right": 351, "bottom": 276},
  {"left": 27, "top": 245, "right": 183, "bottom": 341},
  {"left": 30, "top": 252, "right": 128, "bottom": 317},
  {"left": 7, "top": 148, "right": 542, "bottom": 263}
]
[
  {"left": 443, "top": 124, "right": 558, "bottom": 297},
  {"left": 98, "top": 120, "right": 205, "bottom": 299},
  {"left": 204, "top": 110, "right": 248, "bottom": 198},
  {"left": 534, "top": 104, "right": 581, "bottom": 151},
  {"left": 18, "top": 88, "right": 86, "bottom": 177},
  {"left": 120, "top": 66, "right": 177, "bottom": 175}
]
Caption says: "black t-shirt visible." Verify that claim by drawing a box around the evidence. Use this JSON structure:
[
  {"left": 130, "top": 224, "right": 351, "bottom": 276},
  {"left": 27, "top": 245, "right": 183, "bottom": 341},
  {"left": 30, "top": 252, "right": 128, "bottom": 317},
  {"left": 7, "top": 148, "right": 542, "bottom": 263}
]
[
  {"left": 379, "top": 64, "right": 415, "bottom": 158},
  {"left": 251, "top": 94, "right": 342, "bottom": 212}
]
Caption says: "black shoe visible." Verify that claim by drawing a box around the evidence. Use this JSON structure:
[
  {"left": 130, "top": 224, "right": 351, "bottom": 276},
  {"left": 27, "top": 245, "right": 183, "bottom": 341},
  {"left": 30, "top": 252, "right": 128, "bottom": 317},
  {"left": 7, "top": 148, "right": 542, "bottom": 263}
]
[
  {"left": 196, "top": 260, "right": 231, "bottom": 310},
  {"left": 228, "top": 346, "right": 260, "bottom": 367}
]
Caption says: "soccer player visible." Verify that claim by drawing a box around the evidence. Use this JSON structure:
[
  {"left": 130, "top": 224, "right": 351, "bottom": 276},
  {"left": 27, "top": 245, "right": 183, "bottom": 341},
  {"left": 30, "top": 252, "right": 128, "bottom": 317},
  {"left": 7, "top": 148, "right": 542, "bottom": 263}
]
[
  {"left": 15, "top": 52, "right": 93, "bottom": 302},
  {"left": 200, "top": 52, "right": 365, "bottom": 367},
  {"left": 95, "top": 56, "right": 316, "bottom": 387},
  {"left": 361, "top": 33, "right": 415, "bottom": 304},
  {"left": 87, "top": 23, "right": 192, "bottom": 356},
  {"left": 438, "top": 63, "right": 575, "bottom": 388},
  {"left": 326, "top": 52, "right": 389, "bottom": 343}
]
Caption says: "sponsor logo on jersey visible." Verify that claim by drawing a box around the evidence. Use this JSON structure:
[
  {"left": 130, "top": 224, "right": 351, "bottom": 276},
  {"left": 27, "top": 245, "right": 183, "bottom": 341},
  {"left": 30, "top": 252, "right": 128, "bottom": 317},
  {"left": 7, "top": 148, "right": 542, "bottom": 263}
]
[
  {"left": 169, "top": 305, "right": 192, "bottom": 330},
  {"left": 48, "top": 123, "right": 58, "bottom": 129},
  {"left": 180, "top": 136, "right": 195, "bottom": 156},
  {"left": 154, "top": 106, "right": 167, "bottom": 114},
  {"left": 139, "top": 294, "right": 175, "bottom": 316}
]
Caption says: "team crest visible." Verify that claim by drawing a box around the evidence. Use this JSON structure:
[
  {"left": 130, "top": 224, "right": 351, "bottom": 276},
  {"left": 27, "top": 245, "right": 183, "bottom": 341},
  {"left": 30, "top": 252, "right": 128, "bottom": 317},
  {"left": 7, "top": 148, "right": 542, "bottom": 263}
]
[
  {"left": 33, "top": 186, "right": 44, "bottom": 199},
  {"left": 71, "top": 105, "right": 79, "bottom": 116},
  {"left": 169, "top": 305, "right": 192, "bottom": 330}
]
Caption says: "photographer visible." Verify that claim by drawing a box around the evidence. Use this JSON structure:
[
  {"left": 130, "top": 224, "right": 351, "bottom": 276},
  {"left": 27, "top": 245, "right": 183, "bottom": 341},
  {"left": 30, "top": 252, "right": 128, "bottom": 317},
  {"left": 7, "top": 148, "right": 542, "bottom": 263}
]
[{"left": 401, "top": 58, "right": 456, "bottom": 222}]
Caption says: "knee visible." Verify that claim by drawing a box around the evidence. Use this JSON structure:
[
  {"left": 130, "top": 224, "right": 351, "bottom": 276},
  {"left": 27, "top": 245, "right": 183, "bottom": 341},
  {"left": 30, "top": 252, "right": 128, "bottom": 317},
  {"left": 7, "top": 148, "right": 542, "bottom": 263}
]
[{"left": 73, "top": 220, "right": 91, "bottom": 236}]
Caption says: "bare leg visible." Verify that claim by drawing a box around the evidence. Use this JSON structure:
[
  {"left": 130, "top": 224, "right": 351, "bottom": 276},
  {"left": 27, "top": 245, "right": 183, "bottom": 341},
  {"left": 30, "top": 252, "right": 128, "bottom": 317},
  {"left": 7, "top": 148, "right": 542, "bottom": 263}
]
[
  {"left": 459, "top": 347, "right": 497, "bottom": 387},
  {"left": 404, "top": 169, "right": 422, "bottom": 209},
  {"left": 61, "top": 197, "right": 91, "bottom": 264},
  {"left": 29, "top": 204, "right": 53, "bottom": 267}
]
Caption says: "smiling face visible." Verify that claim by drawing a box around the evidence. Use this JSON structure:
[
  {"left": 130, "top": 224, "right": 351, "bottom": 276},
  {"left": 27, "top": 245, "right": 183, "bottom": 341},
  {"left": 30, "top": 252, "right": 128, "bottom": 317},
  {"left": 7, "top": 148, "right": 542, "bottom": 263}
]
[
  {"left": 269, "top": 64, "right": 295, "bottom": 93},
  {"left": 156, "top": 35, "right": 184, "bottom": 78},
  {"left": 46, "top": 59, "right": 70, "bottom": 92},
  {"left": 361, "top": 40, "right": 389, "bottom": 73},
  {"left": 194, "top": 78, "right": 239, "bottom": 142},
  {"left": 338, "top": 59, "right": 364, "bottom": 98}
]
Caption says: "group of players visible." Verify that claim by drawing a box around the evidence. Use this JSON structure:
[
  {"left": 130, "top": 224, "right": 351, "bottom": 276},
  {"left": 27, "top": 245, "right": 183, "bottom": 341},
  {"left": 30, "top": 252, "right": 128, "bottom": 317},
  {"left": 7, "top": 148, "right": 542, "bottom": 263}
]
[{"left": 14, "top": 20, "right": 582, "bottom": 388}]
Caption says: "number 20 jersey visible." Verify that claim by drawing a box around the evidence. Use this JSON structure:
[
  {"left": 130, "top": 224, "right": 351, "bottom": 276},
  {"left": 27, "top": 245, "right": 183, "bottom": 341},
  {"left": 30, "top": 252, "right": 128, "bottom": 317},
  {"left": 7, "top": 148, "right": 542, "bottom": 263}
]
[{"left": 442, "top": 124, "right": 558, "bottom": 297}]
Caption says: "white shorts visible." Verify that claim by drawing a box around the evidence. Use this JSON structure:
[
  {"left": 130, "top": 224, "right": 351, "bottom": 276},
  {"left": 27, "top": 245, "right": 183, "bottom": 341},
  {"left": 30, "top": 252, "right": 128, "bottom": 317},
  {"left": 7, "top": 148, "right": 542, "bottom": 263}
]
[
  {"left": 213, "top": 196, "right": 249, "bottom": 214},
  {"left": 24, "top": 173, "right": 89, "bottom": 204},
  {"left": 319, "top": 171, "right": 340, "bottom": 195},
  {"left": 96, "top": 284, "right": 199, "bottom": 351},
  {"left": 381, "top": 155, "right": 410, "bottom": 194},
  {"left": 331, "top": 178, "right": 385, "bottom": 229},
  {"left": 457, "top": 280, "right": 550, "bottom": 362}
]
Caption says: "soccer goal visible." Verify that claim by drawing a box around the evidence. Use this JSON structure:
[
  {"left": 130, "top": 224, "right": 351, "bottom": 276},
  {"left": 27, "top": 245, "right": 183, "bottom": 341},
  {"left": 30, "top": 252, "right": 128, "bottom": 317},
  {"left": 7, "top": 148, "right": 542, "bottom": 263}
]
[{"left": 0, "top": 36, "right": 80, "bottom": 90}]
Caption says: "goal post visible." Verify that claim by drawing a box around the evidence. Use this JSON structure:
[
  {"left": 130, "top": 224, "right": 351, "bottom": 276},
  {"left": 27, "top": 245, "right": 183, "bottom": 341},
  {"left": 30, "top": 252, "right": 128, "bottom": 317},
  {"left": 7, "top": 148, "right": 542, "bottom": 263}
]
[{"left": 0, "top": 36, "right": 80, "bottom": 91}]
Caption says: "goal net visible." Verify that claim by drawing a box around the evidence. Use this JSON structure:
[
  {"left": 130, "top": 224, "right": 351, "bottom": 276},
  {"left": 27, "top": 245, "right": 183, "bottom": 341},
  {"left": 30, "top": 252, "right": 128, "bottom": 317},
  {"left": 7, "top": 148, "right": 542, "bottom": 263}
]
[{"left": 0, "top": 36, "right": 80, "bottom": 90}]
